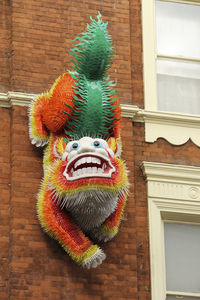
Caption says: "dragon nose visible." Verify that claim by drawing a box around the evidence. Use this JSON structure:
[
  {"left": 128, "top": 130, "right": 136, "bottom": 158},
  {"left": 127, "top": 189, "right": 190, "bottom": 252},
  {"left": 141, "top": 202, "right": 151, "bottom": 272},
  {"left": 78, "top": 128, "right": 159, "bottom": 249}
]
[{"left": 77, "top": 144, "right": 95, "bottom": 154}]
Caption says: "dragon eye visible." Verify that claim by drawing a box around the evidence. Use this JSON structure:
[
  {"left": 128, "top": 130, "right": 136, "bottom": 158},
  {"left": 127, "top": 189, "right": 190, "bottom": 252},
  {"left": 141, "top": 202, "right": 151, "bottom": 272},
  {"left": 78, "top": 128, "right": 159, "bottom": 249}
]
[
  {"left": 93, "top": 140, "right": 102, "bottom": 148},
  {"left": 70, "top": 142, "right": 79, "bottom": 151}
]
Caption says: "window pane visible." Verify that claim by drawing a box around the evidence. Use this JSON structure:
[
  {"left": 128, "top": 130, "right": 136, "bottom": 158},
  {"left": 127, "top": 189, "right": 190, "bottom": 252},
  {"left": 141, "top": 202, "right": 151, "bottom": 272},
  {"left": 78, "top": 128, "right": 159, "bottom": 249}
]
[
  {"left": 166, "top": 296, "right": 199, "bottom": 300},
  {"left": 164, "top": 222, "right": 200, "bottom": 293},
  {"left": 156, "top": 1, "right": 200, "bottom": 59},
  {"left": 157, "top": 58, "right": 200, "bottom": 114}
]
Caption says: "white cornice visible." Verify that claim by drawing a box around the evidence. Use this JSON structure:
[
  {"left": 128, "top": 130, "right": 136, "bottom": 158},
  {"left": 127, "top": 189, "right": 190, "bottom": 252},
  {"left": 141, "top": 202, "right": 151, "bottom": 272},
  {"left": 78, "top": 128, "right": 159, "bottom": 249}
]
[
  {"left": 121, "top": 104, "right": 139, "bottom": 118},
  {"left": 1, "top": 91, "right": 200, "bottom": 147},
  {"left": 141, "top": 161, "right": 200, "bottom": 186},
  {"left": 0, "top": 92, "right": 140, "bottom": 118},
  {"left": 0, "top": 92, "right": 37, "bottom": 107},
  {"left": 8, "top": 91, "right": 38, "bottom": 107},
  {"left": 0, "top": 93, "right": 9, "bottom": 107}
]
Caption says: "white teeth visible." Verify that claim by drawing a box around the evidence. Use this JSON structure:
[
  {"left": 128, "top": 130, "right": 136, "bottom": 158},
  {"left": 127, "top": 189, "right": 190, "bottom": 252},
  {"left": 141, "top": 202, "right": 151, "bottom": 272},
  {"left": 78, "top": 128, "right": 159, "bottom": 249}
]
[
  {"left": 81, "top": 157, "right": 87, "bottom": 164},
  {"left": 78, "top": 159, "right": 82, "bottom": 166},
  {"left": 74, "top": 157, "right": 102, "bottom": 172},
  {"left": 92, "top": 167, "right": 97, "bottom": 173},
  {"left": 86, "top": 167, "right": 92, "bottom": 174},
  {"left": 91, "top": 157, "right": 101, "bottom": 165},
  {"left": 87, "top": 157, "right": 92, "bottom": 163},
  {"left": 82, "top": 167, "right": 87, "bottom": 174},
  {"left": 71, "top": 166, "right": 103, "bottom": 177},
  {"left": 87, "top": 167, "right": 92, "bottom": 173},
  {"left": 74, "top": 157, "right": 86, "bottom": 169},
  {"left": 69, "top": 156, "right": 110, "bottom": 178},
  {"left": 76, "top": 169, "right": 81, "bottom": 176}
]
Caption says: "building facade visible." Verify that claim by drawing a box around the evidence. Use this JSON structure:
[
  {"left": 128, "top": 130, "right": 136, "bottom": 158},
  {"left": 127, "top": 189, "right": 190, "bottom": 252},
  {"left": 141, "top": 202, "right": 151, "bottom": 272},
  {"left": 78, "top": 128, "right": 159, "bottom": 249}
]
[{"left": 0, "top": 0, "right": 200, "bottom": 299}]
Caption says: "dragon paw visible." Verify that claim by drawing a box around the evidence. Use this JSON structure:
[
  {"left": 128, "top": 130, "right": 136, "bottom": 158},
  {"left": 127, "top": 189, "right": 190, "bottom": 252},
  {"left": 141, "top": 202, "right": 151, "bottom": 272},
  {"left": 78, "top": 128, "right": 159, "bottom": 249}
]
[{"left": 82, "top": 248, "right": 106, "bottom": 269}]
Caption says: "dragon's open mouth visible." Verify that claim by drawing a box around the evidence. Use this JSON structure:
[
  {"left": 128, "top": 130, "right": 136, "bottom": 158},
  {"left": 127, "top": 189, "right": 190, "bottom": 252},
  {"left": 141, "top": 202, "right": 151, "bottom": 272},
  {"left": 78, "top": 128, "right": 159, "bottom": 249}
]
[{"left": 63, "top": 153, "right": 115, "bottom": 181}]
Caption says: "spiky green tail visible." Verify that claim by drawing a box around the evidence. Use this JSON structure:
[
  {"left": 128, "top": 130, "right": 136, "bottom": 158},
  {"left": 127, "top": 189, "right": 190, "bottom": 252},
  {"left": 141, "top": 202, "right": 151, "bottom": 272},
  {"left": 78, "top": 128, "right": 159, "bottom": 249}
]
[{"left": 69, "top": 12, "right": 113, "bottom": 81}]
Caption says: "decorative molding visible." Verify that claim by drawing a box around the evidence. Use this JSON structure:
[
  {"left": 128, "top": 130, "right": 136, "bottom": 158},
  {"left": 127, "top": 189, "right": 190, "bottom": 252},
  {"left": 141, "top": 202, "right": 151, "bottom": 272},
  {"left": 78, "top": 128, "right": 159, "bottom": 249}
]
[
  {"left": 134, "top": 109, "right": 200, "bottom": 147},
  {"left": 1, "top": 91, "right": 200, "bottom": 147},
  {"left": 121, "top": 104, "right": 139, "bottom": 118},
  {"left": 0, "top": 92, "right": 139, "bottom": 118},
  {"left": 0, "top": 93, "right": 9, "bottom": 108},
  {"left": 141, "top": 161, "right": 200, "bottom": 300},
  {"left": 141, "top": 110, "right": 200, "bottom": 147},
  {"left": 0, "top": 92, "right": 38, "bottom": 108},
  {"left": 141, "top": 161, "right": 200, "bottom": 186},
  {"left": 8, "top": 92, "right": 38, "bottom": 107}
]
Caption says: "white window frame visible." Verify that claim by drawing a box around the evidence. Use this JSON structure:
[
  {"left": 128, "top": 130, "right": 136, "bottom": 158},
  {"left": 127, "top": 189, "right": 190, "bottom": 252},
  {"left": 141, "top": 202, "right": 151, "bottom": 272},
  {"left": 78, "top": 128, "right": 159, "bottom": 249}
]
[
  {"left": 141, "top": 0, "right": 200, "bottom": 147},
  {"left": 141, "top": 161, "right": 200, "bottom": 300}
]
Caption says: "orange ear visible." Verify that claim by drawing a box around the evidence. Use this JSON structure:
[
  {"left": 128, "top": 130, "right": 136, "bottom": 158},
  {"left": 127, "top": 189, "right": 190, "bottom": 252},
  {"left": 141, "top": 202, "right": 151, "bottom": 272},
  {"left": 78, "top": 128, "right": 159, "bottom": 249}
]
[
  {"left": 29, "top": 72, "right": 76, "bottom": 145},
  {"left": 42, "top": 72, "right": 76, "bottom": 133}
]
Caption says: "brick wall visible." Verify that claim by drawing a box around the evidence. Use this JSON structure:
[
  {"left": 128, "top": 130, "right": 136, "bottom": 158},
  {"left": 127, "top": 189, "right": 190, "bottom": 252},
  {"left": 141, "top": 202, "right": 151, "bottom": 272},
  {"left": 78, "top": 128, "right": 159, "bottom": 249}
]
[
  {"left": 8, "top": 0, "right": 133, "bottom": 104},
  {"left": 0, "top": 1, "right": 12, "bottom": 92},
  {"left": 0, "top": 108, "right": 11, "bottom": 299},
  {"left": 1, "top": 0, "right": 200, "bottom": 299}
]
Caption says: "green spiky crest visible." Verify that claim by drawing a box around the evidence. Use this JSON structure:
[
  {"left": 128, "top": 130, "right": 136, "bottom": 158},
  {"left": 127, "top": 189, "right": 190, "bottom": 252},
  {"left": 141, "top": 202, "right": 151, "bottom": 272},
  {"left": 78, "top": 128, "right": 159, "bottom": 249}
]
[
  {"left": 64, "top": 13, "right": 119, "bottom": 142},
  {"left": 69, "top": 12, "right": 113, "bottom": 80}
]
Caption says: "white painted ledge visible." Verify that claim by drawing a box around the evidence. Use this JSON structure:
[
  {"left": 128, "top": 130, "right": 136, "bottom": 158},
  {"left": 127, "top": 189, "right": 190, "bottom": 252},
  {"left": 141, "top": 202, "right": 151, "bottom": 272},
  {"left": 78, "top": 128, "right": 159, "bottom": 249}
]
[
  {"left": 0, "top": 92, "right": 38, "bottom": 107},
  {"left": 1, "top": 91, "right": 200, "bottom": 147},
  {"left": 0, "top": 92, "right": 139, "bottom": 117}
]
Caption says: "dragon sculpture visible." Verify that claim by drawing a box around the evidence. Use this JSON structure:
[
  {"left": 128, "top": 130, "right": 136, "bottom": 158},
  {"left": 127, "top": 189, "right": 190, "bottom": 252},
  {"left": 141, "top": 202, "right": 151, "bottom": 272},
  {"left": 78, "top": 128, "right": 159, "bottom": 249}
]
[{"left": 29, "top": 13, "right": 129, "bottom": 269}]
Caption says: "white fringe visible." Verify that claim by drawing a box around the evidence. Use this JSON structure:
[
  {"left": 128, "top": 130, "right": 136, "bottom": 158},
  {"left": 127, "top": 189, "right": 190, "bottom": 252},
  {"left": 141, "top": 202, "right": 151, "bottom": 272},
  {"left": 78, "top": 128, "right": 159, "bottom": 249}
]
[{"left": 82, "top": 248, "right": 106, "bottom": 269}]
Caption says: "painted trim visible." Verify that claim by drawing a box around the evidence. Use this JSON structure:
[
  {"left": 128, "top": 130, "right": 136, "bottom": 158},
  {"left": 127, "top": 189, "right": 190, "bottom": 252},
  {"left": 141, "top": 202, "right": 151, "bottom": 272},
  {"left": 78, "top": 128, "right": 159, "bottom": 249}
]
[
  {"left": 158, "top": 0, "right": 200, "bottom": 5},
  {"left": 157, "top": 53, "right": 200, "bottom": 63},
  {"left": 2, "top": 92, "right": 200, "bottom": 147},
  {"left": 137, "top": 110, "right": 200, "bottom": 147},
  {"left": 167, "top": 291, "right": 200, "bottom": 298},
  {"left": 0, "top": 91, "right": 140, "bottom": 121},
  {"left": 141, "top": 0, "right": 157, "bottom": 111},
  {"left": 121, "top": 104, "right": 139, "bottom": 118},
  {"left": 0, "top": 92, "right": 139, "bottom": 117},
  {"left": 0, "top": 92, "right": 38, "bottom": 108},
  {"left": 141, "top": 161, "right": 200, "bottom": 300},
  {"left": 0, "top": 93, "right": 9, "bottom": 108}
]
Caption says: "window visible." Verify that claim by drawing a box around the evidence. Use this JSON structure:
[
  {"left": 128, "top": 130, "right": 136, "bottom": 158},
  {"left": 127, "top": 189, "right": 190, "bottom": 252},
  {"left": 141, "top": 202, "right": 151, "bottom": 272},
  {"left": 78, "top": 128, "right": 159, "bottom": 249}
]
[
  {"left": 165, "top": 222, "right": 200, "bottom": 298},
  {"left": 141, "top": 0, "right": 200, "bottom": 146},
  {"left": 141, "top": 162, "right": 200, "bottom": 300},
  {"left": 156, "top": 1, "right": 200, "bottom": 114}
]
